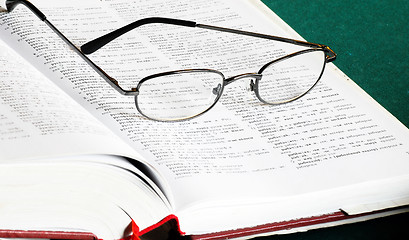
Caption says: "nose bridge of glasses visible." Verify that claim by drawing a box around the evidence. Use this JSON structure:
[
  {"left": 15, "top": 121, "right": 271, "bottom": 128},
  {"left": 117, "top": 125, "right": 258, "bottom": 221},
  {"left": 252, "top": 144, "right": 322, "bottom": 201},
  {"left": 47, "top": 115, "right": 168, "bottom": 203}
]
[{"left": 224, "top": 73, "right": 261, "bottom": 87}]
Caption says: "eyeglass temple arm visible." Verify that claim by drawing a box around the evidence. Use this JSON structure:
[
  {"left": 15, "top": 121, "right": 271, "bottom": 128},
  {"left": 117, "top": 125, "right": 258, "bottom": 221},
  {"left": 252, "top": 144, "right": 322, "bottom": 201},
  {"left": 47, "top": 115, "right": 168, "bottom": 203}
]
[
  {"left": 5, "top": 0, "right": 137, "bottom": 96},
  {"left": 6, "top": 0, "right": 45, "bottom": 19},
  {"left": 80, "top": 17, "right": 336, "bottom": 62},
  {"left": 197, "top": 24, "right": 336, "bottom": 62},
  {"left": 81, "top": 18, "right": 196, "bottom": 54}
]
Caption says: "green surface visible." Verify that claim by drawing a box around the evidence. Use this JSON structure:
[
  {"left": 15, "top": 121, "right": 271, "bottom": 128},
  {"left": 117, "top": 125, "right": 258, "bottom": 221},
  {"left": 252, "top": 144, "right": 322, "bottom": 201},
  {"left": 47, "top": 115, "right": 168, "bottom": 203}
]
[
  {"left": 262, "top": 0, "right": 409, "bottom": 128},
  {"left": 255, "top": 1, "right": 409, "bottom": 239}
]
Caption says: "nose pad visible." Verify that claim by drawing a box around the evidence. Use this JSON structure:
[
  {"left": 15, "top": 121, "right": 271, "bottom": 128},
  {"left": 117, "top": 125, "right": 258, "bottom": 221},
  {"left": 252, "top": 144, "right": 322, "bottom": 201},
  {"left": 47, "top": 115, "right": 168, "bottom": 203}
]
[
  {"left": 212, "top": 83, "right": 222, "bottom": 96},
  {"left": 246, "top": 79, "right": 255, "bottom": 92}
]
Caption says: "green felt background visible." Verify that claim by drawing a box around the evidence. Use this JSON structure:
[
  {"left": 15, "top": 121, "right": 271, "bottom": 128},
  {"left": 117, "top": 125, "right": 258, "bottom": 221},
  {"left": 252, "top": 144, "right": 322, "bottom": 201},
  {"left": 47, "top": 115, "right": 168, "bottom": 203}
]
[
  {"left": 255, "top": 1, "right": 409, "bottom": 239},
  {"left": 262, "top": 0, "right": 409, "bottom": 128}
]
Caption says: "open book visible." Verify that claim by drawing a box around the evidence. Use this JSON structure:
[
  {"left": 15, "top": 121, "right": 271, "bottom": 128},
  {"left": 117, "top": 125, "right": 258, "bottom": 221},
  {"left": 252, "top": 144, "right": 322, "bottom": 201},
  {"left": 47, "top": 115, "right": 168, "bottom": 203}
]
[{"left": 1, "top": 0, "right": 409, "bottom": 239}]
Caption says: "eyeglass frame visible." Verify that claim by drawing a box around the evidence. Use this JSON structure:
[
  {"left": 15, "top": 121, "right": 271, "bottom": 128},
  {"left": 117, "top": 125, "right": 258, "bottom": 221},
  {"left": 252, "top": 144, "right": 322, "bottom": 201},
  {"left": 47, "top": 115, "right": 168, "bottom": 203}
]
[{"left": 6, "top": 0, "right": 337, "bottom": 121}]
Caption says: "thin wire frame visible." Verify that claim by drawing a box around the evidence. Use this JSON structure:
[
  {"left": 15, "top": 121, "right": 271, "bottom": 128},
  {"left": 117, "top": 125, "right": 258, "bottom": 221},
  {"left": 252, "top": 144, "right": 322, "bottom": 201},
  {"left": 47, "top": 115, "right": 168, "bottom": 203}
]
[
  {"left": 135, "top": 69, "right": 227, "bottom": 121},
  {"left": 6, "top": 0, "right": 337, "bottom": 122},
  {"left": 255, "top": 48, "right": 327, "bottom": 105}
]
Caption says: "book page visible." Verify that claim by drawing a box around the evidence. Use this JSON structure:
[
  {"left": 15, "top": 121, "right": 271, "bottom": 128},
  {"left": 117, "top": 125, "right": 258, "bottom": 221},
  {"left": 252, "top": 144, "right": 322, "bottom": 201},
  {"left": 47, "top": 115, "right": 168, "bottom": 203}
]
[
  {"left": 0, "top": 155, "right": 171, "bottom": 239},
  {"left": 1, "top": 0, "right": 409, "bottom": 231},
  {"left": 0, "top": 36, "right": 171, "bottom": 233},
  {"left": 0, "top": 36, "right": 140, "bottom": 162}
]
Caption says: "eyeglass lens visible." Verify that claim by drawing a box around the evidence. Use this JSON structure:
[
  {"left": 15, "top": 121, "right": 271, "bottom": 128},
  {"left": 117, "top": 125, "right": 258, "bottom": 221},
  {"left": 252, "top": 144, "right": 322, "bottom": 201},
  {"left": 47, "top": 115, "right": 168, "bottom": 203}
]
[
  {"left": 256, "top": 49, "right": 326, "bottom": 104},
  {"left": 136, "top": 70, "right": 224, "bottom": 121}
]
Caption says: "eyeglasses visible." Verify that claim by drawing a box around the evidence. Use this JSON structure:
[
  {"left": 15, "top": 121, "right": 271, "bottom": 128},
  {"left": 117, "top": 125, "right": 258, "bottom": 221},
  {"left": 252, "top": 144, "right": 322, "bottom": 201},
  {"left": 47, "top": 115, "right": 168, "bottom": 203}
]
[{"left": 6, "top": 0, "right": 336, "bottom": 122}]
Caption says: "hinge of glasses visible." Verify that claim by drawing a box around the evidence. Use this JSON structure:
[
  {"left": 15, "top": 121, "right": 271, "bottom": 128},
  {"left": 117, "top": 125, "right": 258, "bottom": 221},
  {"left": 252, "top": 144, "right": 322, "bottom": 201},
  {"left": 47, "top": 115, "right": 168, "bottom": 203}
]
[
  {"left": 123, "top": 87, "right": 139, "bottom": 96},
  {"left": 108, "top": 76, "right": 119, "bottom": 85},
  {"left": 323, "top": 45, "right": 337, "bottom": 62}
]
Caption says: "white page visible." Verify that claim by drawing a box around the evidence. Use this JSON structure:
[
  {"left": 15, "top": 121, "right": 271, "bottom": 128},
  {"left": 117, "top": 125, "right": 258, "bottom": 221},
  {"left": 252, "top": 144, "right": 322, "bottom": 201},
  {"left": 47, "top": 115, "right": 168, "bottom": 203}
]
[
  {"left": 1, "top": 0, "right": 409, "bottom": 231},
  {"left": 0, "top": 156, "right": 171, "bottom": 239},
  {"left": 0, "top": 34, "right": 171, "bottom": 212},
  {"left": 0, "top": 37, "right": 141, "bottom": 161}
]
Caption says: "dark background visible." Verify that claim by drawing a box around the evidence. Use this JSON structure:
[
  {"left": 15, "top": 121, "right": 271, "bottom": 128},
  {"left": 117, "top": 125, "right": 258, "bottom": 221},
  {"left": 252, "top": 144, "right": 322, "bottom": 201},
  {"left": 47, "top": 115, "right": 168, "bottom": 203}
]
[
  {"left": 256, "top": 1, "right": 409, "bottom": 239},
  {"left": 262, "top": 0, "right": 409, "bottom": 128}
]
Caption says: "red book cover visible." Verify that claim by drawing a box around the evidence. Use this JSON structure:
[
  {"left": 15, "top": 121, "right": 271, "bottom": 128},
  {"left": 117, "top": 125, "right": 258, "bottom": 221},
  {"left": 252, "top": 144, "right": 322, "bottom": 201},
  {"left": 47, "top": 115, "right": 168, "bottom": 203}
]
[{"left": 0, "top": 209, "right": 407, "bottom": 240}]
